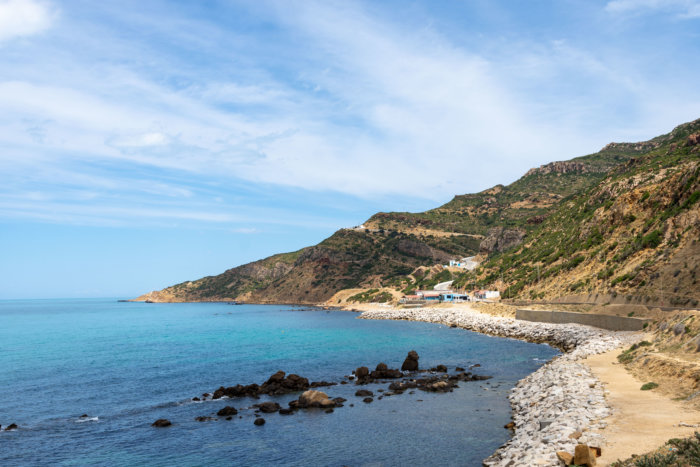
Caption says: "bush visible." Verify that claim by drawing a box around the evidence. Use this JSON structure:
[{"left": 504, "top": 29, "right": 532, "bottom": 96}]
[
  {"left": 641, "top": 382, "right": 659, "bottom": 391},
  {"left": 641, "top": 230, "right": 663, "bottom": 249},
  {"left": 632, "top": 452, "right": 676, "bottom": 467}
]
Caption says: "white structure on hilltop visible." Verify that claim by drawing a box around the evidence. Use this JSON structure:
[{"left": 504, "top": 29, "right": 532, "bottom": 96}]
[{"left": 447, "top": 256, "right": 479, "bottom": 270}]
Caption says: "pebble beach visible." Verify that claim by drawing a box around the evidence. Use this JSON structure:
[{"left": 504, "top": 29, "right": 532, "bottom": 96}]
[{"left": 357, "top": 305, "right": 641, "bottom": 466}]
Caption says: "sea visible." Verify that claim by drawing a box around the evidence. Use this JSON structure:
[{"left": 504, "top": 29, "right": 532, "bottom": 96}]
[{"left": 0, "top": 299, "right": 558, "bottom": 466}]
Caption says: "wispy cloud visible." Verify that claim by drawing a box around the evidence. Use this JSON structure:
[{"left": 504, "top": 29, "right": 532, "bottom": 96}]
[
  {"left": 0, "top": 0, "right": 54, "bottom": 42},
  {"left": 0, "top": 0, "right": 698, "bottom": 229},
  {"left": 605, "top": 0, "right": 700, "bottom": 17}
]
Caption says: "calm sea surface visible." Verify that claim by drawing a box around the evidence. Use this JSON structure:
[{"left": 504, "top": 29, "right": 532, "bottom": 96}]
[{"left": 0, "top": 299, "right": 558, "bottom": 466}]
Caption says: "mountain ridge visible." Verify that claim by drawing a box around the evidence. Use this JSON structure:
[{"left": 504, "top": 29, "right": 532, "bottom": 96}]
[{"left": 136, "top": 118, "right": 700, "bottom": 305}]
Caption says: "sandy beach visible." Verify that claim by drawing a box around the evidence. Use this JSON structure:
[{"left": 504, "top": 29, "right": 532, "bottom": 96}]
[{"left": 345, "top": 302, "right": 700, "bottom": 466}]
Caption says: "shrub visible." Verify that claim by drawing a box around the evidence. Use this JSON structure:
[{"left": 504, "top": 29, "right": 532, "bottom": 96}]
[
  {"left": 641, "top": 382, "right": 659, "bottom": 391},
  {"left": 632, "top": 452, "right": 676, "bottom": 467},
  {"left": 641, "top": 230, "right": 663, "bottom": 249}
]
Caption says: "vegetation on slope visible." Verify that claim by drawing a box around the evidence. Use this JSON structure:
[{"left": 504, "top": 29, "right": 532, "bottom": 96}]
[
  {"left": 138, "top": 118, "right": 700, "bottom": 305},
  {"left": 453, "top": 118, "right": 700, "bottom": 306}
]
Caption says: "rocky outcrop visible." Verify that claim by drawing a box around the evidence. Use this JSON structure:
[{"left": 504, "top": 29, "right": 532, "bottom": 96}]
[
  {"left": 524, "top": 161, "right": 592, "bottom": 177},
  {"left": 601, "top": 141, "right": 660, "bottom": 152},
  {"left": 480, "top": 227, "right": 525, "bottom": 254},
  {"left": 401, "top": 350, "right": 419, "bottom": 371},
  {"left": 211, "top": 371, "right": 310, "bottom": 400},
  {"left": 258, "top": 371, "right": 310, "bottom": 395},
  {"left": 370, "top": 362, "right": 402, "bottom": 379},
  {"left": 354, "top": 363, "right": 402, "bottom": 383}
]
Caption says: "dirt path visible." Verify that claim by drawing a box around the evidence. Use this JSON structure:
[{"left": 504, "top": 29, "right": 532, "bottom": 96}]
[{"left": 584, "top": 349, "right": 700, "bottom": 465}]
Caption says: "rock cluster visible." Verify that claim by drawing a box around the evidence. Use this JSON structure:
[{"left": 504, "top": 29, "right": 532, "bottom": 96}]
[
  {"left": 359, "top": 306, "right": 639, "bottom": 467},
  {"left": 354, "top": 363, "right": 402, "bottom": 384},
  {"left": 210, "top": 370, "right": 331, "bottom": 400}
]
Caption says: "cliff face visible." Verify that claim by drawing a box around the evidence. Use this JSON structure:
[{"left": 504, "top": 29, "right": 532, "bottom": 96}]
[
  {"left": 479, "top": 228, "right": 526, "bottom": 254},
  {"left": 137, "top": 118, "right": 700, "bottom": 305}
]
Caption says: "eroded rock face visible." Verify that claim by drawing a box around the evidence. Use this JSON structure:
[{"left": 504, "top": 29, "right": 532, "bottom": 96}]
[
  {"left": 396, "top": 239, "right": 433, "bottom": 258},
  {"left": 480, "top": 227, "right": 525, "bottom": 254}
]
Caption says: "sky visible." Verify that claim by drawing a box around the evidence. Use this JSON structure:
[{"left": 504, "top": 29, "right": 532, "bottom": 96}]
[{"left": 1, "top": 0, "right": 699, "bottom": 299}]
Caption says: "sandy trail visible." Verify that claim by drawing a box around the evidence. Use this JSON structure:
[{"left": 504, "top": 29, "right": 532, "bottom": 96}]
[{"left": 585, "top": 349, "right": 700, "bottom": 465}]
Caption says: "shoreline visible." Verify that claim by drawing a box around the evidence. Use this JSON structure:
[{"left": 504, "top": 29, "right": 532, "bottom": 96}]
[{"left": 352, "top": 303, "right": 640, "bottom": 466}]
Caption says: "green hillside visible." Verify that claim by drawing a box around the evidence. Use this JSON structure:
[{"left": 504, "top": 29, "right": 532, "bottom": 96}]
[
  {"left": 136, "top": 118, "right": 700, "bottom": 305},
  {"left": 454, "top": 118, "right": 700, "bottom": 306}
]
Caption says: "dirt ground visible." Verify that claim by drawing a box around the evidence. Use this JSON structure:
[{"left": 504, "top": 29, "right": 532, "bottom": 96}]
[{"left": 585, "top": 349, "right": 700, "bottom": 466}]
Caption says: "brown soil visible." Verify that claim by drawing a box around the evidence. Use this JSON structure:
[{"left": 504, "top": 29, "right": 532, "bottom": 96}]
[{"left": 585, "top": 349, "right": 700, "bottom": 466}]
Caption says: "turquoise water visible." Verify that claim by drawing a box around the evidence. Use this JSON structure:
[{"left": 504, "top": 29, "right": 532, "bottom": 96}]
[{"left": 0, "top": 299, "right": 558, "bottom": 466}]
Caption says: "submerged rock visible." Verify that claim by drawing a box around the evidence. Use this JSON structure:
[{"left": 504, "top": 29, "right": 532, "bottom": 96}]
[
  {"left": 151, "top": 419, "right": 171, "bottom": 428},
  {"left": 254, "top": 418, "right": 265, "bottom": 426}
]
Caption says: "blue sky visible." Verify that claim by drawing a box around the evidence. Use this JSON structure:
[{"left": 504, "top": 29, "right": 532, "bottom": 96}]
[{"left": 1, "top": 0, "right": 699, "bottom": 299}]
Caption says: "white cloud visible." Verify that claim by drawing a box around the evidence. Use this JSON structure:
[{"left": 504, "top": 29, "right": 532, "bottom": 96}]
[
  {"left": 0, "top": 0, "right": 53, "bottom": 42},
  {"left": 1, "top": 0, "right": 699, "bottom": 229},
  {"left": 605, "top": 0, "right": 700, "bottom": 17}
]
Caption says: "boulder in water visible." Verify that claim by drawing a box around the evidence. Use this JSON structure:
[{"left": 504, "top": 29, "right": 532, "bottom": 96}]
[
  {"left": 401, "top": 350, "right": 419, "bottom": 371},
  {"left": 216, "top": 406, "right": 238, "bottom": 417},
  {"left": 151, "top": 419, "right": 171, "bottom": 428}
]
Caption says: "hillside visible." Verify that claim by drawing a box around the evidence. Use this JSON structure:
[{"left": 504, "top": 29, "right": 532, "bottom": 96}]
[
  {"left": 136, "top": 118, "right": 700, "bottom": 305},
  {"left": 453, "top": 118, "right": 700, "bottom": 307}
]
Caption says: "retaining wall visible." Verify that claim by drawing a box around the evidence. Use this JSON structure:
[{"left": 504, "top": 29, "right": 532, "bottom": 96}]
[{"left": 515, "top": 309, "right": 650, "bottom": 332}]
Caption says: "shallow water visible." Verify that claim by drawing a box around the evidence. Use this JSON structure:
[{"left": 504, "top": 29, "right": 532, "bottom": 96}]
[{"left": 0, "top": 299, "right": 558, "bottom": 466}]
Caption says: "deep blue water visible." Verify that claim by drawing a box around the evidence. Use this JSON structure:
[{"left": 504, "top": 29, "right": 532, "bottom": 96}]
[{"left": 0, "top": 300, "right": 558, "bottom": 466}]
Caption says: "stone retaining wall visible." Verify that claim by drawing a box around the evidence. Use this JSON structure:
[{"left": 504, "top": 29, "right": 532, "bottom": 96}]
[{"left": 516, "top": 309, "right": 650, "bottom": 331}]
